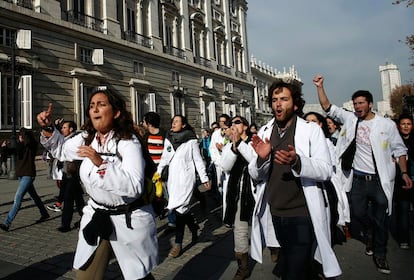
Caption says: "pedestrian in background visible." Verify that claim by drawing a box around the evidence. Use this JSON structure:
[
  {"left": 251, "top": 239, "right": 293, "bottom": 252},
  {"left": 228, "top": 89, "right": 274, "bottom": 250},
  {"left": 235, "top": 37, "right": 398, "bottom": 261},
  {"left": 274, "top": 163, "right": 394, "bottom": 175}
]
[
  {"left": 0, "top": 140, "right": 9, "bottom": 176},
  {"left": 314, "top": 74, "right": 412, "bottom": 275},
  {"left": 249, "top": 123, "right": 258, "bottom": 136},
  {"left": 393, "top": 114, "right": 414, "bottom": 249},
  {"left": 157, "top": 115, "right": 210, "bottom": 258},
  {"left": 221, "top": 116, "right": 255, "bottom": 279},
  {"left": 209, "top": 114, "right": 231, "bottom": 195},
  {"left": 200, "top": 128, "right": 211, "bottom": 166},
  {"left": 56, "top": 121, "right": 85, "bottom": 232},
  {"left": 37, "top": 85, "right": 158, "bottom": 279},
  {"left": 0, "top": 128, "right": 50, "bottom": 232},
  {"left": 326, "top": 116, "right": 341, "bottom": 146}
]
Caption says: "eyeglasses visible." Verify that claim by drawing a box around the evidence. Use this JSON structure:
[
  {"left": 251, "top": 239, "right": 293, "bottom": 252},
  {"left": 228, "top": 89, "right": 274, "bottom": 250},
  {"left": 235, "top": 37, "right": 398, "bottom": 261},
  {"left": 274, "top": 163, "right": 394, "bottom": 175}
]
[{"left": 232, "top": 120, "right": 243, "bottom": 125}]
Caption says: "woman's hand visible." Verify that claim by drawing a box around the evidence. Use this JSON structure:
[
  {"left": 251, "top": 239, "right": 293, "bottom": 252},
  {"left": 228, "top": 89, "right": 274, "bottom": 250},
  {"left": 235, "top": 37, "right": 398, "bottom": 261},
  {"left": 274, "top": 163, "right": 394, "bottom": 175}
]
[
  {"left": 77, "top": 145, "right": 103, "bottom": 167},
  {"left": 203, "top": 181, "right": 211, "bottom": 191},
  {"left": 37, "top": 103, "right": 53, "bottom": 127}
]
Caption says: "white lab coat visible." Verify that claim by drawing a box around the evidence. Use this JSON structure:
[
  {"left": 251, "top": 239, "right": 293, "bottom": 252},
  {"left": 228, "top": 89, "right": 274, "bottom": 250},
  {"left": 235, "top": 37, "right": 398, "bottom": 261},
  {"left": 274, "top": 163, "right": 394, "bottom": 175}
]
[
  {"left": 249, "top": 117, "right": 342, "bottom": 278},
  {"left": 41, "top": 130, "right": 158, "bottom": 280},
  {"left": 157, "top": 138, "right": 209, "bottom": 214},
  {"left": 328, "top": 104, "right": 407, "bottom": 214}
]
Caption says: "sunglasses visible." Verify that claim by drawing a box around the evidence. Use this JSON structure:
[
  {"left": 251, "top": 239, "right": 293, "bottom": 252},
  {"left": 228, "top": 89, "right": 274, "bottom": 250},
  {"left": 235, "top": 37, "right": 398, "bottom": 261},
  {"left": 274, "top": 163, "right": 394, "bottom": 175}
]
[{"left": 232, "top": 120, "right": 243, "bottom": 125}]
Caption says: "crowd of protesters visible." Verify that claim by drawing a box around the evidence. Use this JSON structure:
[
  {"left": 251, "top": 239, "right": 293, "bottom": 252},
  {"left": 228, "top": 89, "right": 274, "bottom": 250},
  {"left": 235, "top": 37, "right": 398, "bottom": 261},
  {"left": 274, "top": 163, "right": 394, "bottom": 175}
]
[{"left": 1, "top": 76, "right": 414, "bottom": 280}]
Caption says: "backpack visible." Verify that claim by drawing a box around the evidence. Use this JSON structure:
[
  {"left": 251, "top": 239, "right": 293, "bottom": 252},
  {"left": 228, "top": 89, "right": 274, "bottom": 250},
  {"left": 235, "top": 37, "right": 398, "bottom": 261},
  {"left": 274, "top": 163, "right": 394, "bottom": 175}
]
[{"left": 115, "top": 137, "right": 166, "bottom": 217}]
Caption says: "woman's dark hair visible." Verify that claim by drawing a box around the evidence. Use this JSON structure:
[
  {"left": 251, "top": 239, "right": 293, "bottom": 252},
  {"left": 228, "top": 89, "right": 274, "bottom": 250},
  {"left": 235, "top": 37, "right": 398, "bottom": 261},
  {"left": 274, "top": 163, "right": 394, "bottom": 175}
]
[
  {"left": 267, "top": 80, "right": 305, "bottom": 117},
  {"left": 171, "top": 114, "right": 195, "bottom": 133},
  {"left": 303, "top": 112, "right": 330, "bottom": 138},
  {"left": 82, "top": 85, "right": 136, "bottom": 145},
  {"left": 325, "top": 116, "right": 342, "bottom": 130}
]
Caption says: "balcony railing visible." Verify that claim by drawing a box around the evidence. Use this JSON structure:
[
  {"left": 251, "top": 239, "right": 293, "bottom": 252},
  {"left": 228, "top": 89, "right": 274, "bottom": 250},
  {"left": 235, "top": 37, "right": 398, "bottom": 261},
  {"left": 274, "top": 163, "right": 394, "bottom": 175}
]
[
  {"left": 163, "top": 46, "right": 186, "bottom": 60},
  {"left": 4, "top": 0, "right": 32, "bottom": 9},
  {"left": 235, "top": 71, "right": 247, "bottom": 80},
  {"left": 194, "top": 56, "right": 211, "bottom": 68},
  {"left": 217, "top": 64, "right": 232, "bottom": 75},
  {"left": 122, "top": 31, "right": 152, "bottom": 49},
  {"left": 62, "top": 10, "right": 105, "bottom": 33}
]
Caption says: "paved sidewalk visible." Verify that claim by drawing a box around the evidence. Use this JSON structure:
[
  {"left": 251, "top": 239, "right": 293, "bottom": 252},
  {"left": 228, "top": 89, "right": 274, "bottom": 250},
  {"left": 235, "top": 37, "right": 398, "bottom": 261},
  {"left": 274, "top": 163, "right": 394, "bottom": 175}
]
[{"left": 1, "top": 159, "right": 414, "bottom": 279}]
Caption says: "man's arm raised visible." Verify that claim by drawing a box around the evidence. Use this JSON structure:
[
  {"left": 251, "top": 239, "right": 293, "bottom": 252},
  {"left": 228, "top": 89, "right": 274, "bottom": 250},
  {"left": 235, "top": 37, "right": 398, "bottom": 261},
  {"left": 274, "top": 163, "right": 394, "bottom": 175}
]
[{"left": 313, "top": 75, "right": 331, "bottom": 112}]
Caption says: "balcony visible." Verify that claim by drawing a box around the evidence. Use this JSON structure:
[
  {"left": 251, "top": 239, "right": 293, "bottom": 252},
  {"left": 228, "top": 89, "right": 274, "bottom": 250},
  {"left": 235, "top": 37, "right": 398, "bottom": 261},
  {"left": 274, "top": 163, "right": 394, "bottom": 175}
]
[
  {"left": 122, "top": 31, "right": 152, "bottom": 49},
  {"left": 163, "top": 46, "right": 186, "bottom": 60},
  {"left": 194, "top": 56, "right": 211, "bottom": 68},
  {"left": 235, "top": 71, "right": 247, "bottom": 80},
  {"left": 4, "top": 0, "right": 32, "bottom": 9},
  {"left": 62, "top": 10, "right": 105, "bottom": 33},
  {"left": 217, "top": 64, "right": 232, "bottom": 75}
]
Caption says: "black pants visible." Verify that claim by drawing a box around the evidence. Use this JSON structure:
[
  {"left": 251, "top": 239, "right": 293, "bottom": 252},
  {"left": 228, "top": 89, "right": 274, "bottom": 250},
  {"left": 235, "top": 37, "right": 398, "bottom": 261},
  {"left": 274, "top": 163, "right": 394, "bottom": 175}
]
[
  {"left": 174, "top": 211, "right": 198, "bottom": 244},
  {"left": 61, "top": 174, "right": 85, "bottom": 227},
  {"left": 272, "top": 215, "right": 316, "bottom": 280}
]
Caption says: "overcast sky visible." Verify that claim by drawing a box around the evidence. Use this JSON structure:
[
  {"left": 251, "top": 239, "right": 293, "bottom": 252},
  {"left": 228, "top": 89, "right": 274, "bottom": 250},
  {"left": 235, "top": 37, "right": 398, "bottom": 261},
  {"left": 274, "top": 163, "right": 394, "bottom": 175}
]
[{"left": 246, "top": 0, "right": 414, "bottom": 107}]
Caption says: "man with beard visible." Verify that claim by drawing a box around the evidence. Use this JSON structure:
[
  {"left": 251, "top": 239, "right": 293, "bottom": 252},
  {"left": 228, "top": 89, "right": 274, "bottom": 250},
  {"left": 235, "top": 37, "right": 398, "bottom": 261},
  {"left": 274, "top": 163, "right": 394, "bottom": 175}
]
[
  {"left": 250, "top": 79, "right": 341, "bottom": 279},
  {"left": 313, "top": 74, "right": 412, "bottom": 275}
]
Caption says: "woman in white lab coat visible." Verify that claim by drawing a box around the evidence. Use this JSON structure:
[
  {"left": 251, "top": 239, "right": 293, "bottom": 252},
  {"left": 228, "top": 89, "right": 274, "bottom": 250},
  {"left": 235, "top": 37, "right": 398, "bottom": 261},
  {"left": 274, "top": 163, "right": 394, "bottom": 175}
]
[
  {"left": 37, "top": 85, "right": 158, "bottom": 280},
  {"left": 157, "top": 115, "right": 210, "bottom": 258}
]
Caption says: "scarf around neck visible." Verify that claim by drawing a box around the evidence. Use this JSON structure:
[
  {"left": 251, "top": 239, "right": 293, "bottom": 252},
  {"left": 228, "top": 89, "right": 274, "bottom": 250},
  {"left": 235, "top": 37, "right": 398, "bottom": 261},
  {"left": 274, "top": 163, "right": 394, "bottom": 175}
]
[{"left": 167, "top": 129, "right": 197, "bottom": 150}]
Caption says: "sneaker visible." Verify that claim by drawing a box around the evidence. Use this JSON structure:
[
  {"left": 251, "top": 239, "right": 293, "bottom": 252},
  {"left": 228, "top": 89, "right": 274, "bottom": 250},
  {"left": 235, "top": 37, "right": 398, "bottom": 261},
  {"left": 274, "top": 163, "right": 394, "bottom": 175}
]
[
  {"left": 365, "top": 246, "right": 374, "bottom": 256},
  {"left": 365, "top": 238, "right": 374, "bottom": 256},
  {"left": 0, "top": 223, "right": 10, "bottom": 232},
  {"left": 168, "top": 245, "right": 182, "bottom": 258},
  {"left": 400, "top": 243, "right": 410, "bottom": 249},
  {"left": 35, "top": 214, "right": 50, "bottom": 224},
  {"left": 47, "top": 203, "right": 62, "bottom": 212},
  {"left": 373, "top": 256, "right": 390, "bottom": 274}
]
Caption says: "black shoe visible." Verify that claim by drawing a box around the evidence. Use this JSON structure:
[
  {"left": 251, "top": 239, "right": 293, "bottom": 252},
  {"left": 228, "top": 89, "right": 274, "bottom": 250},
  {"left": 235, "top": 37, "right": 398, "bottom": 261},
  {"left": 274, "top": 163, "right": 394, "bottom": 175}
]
[
  {"left": 191, "top": 230, "right": 199, "bottom": 244},
  {"left": 35, "top": 214, "right": 50, "bottom": 224},
  {"left": 73, "top": 221, "right": 81, "bottom": 229},
  {"left": 373, "top": 256, "right": 390, "bottom": 274},
  {"left": 164, "top": 225, "right": 176, "bottom": 235},
  {"left": 0, "top": 223, "right": 10, "bottom": 232},
  {"left": 57, "top": 225, "right": 71, "bottom": 232}
]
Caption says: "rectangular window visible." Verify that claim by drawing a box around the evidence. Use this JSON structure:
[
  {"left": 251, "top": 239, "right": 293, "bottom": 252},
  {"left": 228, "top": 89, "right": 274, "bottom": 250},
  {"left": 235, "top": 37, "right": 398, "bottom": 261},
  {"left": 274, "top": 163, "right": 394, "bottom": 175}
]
[
  {"left": 173, "top": 95, "right": 184, "bottom": 115},
  {"left": 19, "top": 75, "right": 32, "bottom": 129},
  {"left": 79, "top": 83, "right": 94, "bottom": 125},
  {"left": 0, "top": 73, "right": 32, "bottom": 129},
  {"left": 0, "top": 73, "right": 13, "bottom": 129},
  {"left": 135, "top": 91, "right": 156, "bottom": 122},
  {"left": 0, "top": 27, "right": 15, "bottom": 47},
  {"left": 172, "top": 71, "right": 180, "bottom": 83},
  {"left": 79, "top": 47, "right": 93, "bottom": 64},
  {"left": 127, "top": 8, "right": 136, "bottom": 32},
  {"left": 165, "top": 24, "right": 173, "bottom": 49},
  {"left": 133, "top": 61, "right": 145, "bottom": 77}
]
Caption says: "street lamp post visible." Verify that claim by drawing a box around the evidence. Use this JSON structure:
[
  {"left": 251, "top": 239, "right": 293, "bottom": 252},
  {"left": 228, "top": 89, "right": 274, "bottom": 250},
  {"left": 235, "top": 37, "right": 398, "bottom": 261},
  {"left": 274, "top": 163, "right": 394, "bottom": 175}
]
[
  {"left": 8, "top": 33, "right": 17, "bottom": 180},
  {"left": 8, "top": 29, "right": 32, "bottom": 180}
]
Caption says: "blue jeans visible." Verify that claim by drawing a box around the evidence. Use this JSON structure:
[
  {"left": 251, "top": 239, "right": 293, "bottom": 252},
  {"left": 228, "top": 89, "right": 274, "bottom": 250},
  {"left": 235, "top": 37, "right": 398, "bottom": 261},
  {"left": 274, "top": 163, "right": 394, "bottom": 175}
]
[
  {"left": 4, "top": 176, "right": 48, "bottom": 226},
  {"left": 350, "top": 175, "right": 388, "bottom": 258}
]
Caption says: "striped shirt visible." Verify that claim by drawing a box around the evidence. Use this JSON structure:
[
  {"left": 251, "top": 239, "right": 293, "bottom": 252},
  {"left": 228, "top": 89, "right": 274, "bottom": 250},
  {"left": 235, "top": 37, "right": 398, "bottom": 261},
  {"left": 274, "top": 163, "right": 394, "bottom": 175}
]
[{"left": 146, "top": 132, "right": 164, "bottom": 165}]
